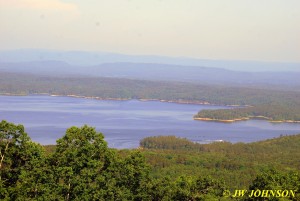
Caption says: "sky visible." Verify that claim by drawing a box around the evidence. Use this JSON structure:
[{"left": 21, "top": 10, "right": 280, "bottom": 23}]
[{"left": 0, "top": 0, "right": 299, "bottom": 63}]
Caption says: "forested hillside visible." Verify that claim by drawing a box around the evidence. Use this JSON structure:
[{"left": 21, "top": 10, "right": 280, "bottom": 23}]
[
  {"left": 140, "top": 135, "right": 300, "bottom": 189},
  {"left": 1, "top": 72, "right": 300, "bottom": 122},
  {"left": 1, "top": 121, "right": 299, "bottom": 200}
]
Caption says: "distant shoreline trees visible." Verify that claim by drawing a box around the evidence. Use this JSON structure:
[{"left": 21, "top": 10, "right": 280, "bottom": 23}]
[{"left": 1, "top": 72, "right": 300, "bottom": 122}]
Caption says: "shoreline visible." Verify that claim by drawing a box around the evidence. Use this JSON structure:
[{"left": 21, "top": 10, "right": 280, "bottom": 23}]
[
  {"left": 0, "top": 92, "right": 228, "bottom": 106},
  {"left": 1, "top": 93, "right": 299, "bottom": 123},
  {"left": 57, "top": 95, "right": 215, "bottom": 106},
  {"left": 193, "top": 116, "right": 300, "bottom": 123},
  {"left": 57, "top": 95, "right": 247, "bottom": 107}
]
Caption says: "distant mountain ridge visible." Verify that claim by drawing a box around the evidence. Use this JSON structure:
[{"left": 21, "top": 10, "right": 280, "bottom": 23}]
[
  {"left": 0, "top": 60, "right": 300, "bottom": 88},
  {"left": 0, "top": 49, "right": 299, "bottom": 72}
]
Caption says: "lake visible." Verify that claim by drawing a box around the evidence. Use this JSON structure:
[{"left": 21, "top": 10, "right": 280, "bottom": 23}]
[{"left": 0, "top": 95, "right": 299, "bottom": 148}]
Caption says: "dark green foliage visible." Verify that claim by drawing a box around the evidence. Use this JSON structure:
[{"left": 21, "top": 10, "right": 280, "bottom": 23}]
[
  {"left": 49, "top": 125, "right": 152, "bottom": 200},
  {"left": 0, "top": 120, "right": 46, "bottom": 200},
  {"left": 140, "top": 135, "right": 300, "bottom": 190},
  {"left": 50, "top": 125, "right": 110, "bottom": 200},
  {"left": 140, "top": 136, "right": 203, "bottom": 151},
  {"left": 0, "top": 122, "right": 153, "bottom": 200},
  {"left": 1, "top": 121, "right": 299, "bottom": 200}
]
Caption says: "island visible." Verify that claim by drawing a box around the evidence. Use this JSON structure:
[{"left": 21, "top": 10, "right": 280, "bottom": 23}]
[{"left": 194, "top": 103, "right": 300, "bottom": 123}]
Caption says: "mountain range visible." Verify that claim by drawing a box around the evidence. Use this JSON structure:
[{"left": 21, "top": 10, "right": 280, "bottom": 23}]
[
  {"left": 0, "top": 49, "right": 299, "bottom": 72},
  {"left": 0, "top": 49, "right": 299, "bottom": 90}
]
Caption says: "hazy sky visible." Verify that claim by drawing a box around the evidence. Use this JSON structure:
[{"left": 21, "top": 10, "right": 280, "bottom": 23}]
[{"left": 0, "top": 0, "right": 299, "bottom": 62}]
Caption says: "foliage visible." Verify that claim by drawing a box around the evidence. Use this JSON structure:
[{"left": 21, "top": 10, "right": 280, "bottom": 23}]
[
  {"left": 1, "top": 121, "right": 299, "bottom": 200},
  {"left": 140, "top": 136, "right": 202, "bottom": 151},
  {"left": 0, "top": 120, "right": 46, "bottom": 200},
  {"left": 0, "top": 122, "right": 152, "bottom": 200},
  {"left": 246, "top": 169, "right": 300, "bottom": 201},
  {"left": 140, "top": 135, "right": 300, "bottom": 190}
]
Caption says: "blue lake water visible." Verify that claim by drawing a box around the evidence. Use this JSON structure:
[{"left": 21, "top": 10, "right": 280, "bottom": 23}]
[{"left": 0, "top": 95, "right": 299, "bottom": 148}]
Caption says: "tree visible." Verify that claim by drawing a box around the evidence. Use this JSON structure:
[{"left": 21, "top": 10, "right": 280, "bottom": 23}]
[
  {"left": 51, "top": 125, "right": 112, "bottom": 200},
  {"left": 0, "top": 120, "right": 45, "bottom": 200},
  {"left": 51, "top": 125, "right": 153, "bottom": 200}
]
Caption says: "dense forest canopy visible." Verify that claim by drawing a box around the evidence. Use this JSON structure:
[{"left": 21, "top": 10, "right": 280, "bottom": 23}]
[
  {"left": 140, "top": 135, "right": 300, "bottom": 188},
  {"left": 1, "top": 121, "right": 299, "bottom": 200}
]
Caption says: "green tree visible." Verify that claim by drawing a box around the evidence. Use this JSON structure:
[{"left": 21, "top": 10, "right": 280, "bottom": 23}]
[
  {"left": 0, "top": 120, "right": 46, "bottom": 200},
  {"left": 51, "top": 125, "right": 153, "bottom": 200},
  {"left": 51, "top": 125, "right": 112, "bottom": 200}
]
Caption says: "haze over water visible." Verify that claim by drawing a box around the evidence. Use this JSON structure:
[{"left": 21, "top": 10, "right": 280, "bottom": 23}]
[{"left": 1, "top": 95, "right": 299, "bottom": 149}]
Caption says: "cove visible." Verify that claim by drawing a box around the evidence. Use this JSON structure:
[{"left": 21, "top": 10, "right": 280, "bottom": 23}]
[{"left": 0, "top": 95, "right": 299, "bottom": 149}]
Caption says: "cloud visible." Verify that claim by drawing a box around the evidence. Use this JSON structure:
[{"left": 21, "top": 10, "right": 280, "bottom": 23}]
[{"left": 0, "top": 0, "right": 78, "bottom": 12}]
